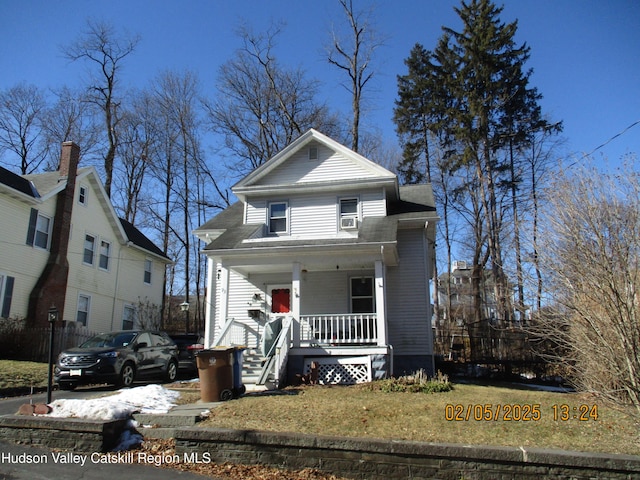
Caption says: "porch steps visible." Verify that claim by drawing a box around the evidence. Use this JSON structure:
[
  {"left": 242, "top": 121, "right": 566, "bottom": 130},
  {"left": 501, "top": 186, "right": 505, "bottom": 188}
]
[{"left": 241, "top": 349, "right": 274, "bottom": 392}]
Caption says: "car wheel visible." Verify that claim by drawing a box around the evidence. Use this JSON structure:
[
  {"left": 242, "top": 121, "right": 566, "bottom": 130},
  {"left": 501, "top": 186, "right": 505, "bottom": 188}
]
[
  {"left": 165, "top": 360, "right": 178, "bottom": 383},
  {"left": 118, "top": 363, "right": 135, "bottom": 388},
  {"left": 59, "top": 383, "right": 76, "bottom": 391}
]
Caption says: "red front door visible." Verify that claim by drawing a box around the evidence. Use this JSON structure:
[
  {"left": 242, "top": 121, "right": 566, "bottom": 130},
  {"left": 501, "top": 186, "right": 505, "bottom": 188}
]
[{"left": 271, "top": 288, "right": 291, "bottom": 313}]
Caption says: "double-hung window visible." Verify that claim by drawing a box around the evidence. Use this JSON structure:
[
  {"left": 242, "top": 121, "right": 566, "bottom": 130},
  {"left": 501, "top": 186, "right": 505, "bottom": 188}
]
[
  {"left": 77, "top": 294, "right": 90, "bottom": 326},
  {"left": 144, "top": 259, "right": 152, "bottom": 284},
  {"left": 122, "top": 305, "right": 135, "bottom": 330},
  {"left": 0, "top": 274, "right": 15, "bottom": 319},
  {"left": 351, "top": 277, "right": 374, "bottom": 313},
  {"left": 26, "top": 209, "right": 52, "bottom": 250},
  {"left": 339, "top": 198, "right": 358, "bottom": 230},
  {"left": 268, "top": 202, "right": 288, "bottom": 234},
  {"left": 99, "top": 240, "right": 111, "bottom": 270},
  {"left": 83, "top": 234, "right": 96, "bottom": 265}
]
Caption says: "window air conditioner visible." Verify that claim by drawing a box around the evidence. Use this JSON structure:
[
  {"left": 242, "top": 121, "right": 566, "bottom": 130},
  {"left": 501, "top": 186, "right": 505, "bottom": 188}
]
[{"left": 340, "top": 216, "right": 358, "bottom": 230}]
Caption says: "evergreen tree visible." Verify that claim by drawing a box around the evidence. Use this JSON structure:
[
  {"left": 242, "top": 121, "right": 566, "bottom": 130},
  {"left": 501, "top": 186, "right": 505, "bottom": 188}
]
[{"left": 395, "top": 0, "right": 561, "bottom": 357}]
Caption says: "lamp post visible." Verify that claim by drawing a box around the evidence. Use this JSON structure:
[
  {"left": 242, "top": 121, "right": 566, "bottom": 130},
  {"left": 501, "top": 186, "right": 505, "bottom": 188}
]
[
  {"left": 179, "top": 300, "right": 190, "bottom": 333},
  {"left": 47, "top": 306, "right": 58, "bottom": 404}
]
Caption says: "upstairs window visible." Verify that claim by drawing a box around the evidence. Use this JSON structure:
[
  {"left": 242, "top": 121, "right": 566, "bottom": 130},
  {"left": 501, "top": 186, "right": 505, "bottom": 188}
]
[
  {"left": 78, "top": 185, "right": 88, "bottom": 206},
  {"left": 268, "top": 202, "right": 288, "bottom": 234},
  {"left": 339, "top": 198, "right": 359, "bottom": 230},
  {"left": 308, "top": 146, "right": 318, "bottom": 160},
  {"left": 99, "top": 240, "right": 111, "bottom": 270},
  {"left": 83, "top": 234, "right": 96, "bottom": 265},
  {"left": 26, "top": 209, "right": 52, "bottom": 250}
]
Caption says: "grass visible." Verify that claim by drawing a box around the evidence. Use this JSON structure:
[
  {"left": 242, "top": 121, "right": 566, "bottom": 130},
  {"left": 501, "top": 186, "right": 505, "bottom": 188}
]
[
  {"left": 0, "top": 360, "right": 49, "bottom": 391},
  {"left": 2, "top": 361, "right": 638, "bottom": 457},
  {"left": 200, "top": 381, "right": 640, "bottom": 457}
]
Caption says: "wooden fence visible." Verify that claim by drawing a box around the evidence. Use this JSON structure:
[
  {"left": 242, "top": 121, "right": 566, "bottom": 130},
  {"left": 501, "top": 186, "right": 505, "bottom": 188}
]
[{"left": 0, "top": 324, "right": 96, "bottom": 363}]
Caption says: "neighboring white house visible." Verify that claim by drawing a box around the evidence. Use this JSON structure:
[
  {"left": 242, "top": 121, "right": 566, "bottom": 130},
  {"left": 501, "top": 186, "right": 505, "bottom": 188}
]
[
  {"left": 0, "top": 142, "right": 171, "bottom": 332},
  {"left": 195, "top": 129, "right": 439, "bottom": 386}
]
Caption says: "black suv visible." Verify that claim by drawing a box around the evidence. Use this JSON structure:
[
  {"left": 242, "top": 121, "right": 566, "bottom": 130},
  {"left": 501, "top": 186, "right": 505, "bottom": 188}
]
[
  {"left": 54, "top": 330, "right": 179, "bottom": 390},
  {"left": 169, "top": 334, "right": 204, "bottom": 373}
]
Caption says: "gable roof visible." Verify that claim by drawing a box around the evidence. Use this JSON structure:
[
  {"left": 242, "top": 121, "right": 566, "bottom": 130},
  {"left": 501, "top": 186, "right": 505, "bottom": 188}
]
[
  {"left": 1, "top": 164, "right": 171, "bottom": 263},
  {"left": 232, "top": 129, "right": 398, "bottom": 201}
]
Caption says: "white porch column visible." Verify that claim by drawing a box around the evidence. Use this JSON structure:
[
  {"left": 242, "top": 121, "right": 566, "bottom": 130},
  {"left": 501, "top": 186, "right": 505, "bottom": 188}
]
[
  {"left": 375, "top": 260, "right": 388, "bottom": 345},
  {"left": 292, "top": 262, "right": 301, "bottom": 348},
  {"left": 204, "top": 257, "right": 216, "bottom": 348},
  {"left": 215, "top": 264, "right": 230, "bottom": 347}
]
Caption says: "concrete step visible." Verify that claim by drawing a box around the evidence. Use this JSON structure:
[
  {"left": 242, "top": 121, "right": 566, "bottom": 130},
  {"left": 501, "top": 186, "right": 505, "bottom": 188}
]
[{"left": 133, "top": 402, "right": 219, "bottom": 428}]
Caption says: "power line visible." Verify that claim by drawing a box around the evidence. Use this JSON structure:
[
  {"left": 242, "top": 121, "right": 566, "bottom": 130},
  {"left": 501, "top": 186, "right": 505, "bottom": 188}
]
[{"left": 568, "top": 119, "right": 640, "bottom": 168}]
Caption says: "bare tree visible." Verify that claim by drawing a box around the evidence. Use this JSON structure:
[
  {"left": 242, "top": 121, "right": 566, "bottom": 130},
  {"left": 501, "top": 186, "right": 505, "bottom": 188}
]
[
  {"left": 62, "top": 20, "right": 140, "bottom": 197},
  {"left": 533, "top": 161, "right": 640, "bottom": 416},
  {"left": 327, "top": 0, "right": 383, "bottom": 153},
  {"left": 204, "top": 23, "right": 340, "bottom": 177},
  {"left": 42, "top": 86, "right": 102, "bottom": 171},
  {"left": 0, "top": 83, "right": 49, "bottom": 174}
]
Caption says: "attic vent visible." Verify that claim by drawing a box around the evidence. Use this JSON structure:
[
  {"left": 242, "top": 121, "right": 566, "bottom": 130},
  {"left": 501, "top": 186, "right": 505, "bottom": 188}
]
[{"left": 308, "top": 146, "right": 318, "bottom": 160}]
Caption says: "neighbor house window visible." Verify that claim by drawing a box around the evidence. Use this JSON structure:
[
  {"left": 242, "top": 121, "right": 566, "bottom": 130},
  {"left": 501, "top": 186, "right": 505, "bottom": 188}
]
[
  {"left": 0, "top": 274, "right": 15, "bottom": 319},
  {"left": 26, "top": 209, "right": 52, "bottom": 250},
  {"left": 268, "top": 202, "right": 288, "bottom": 234},
  {"left": 77, "top": 294, "right": 90, "bottom": 326},
  {"left": 78, "top": 185, "right": 88, "bottom": 206},
  {"left": 99, "top": 240, "right": 111, "bottom": 270},
  {"left": 144, "top": 259, "right": 152, "bottom": 284},
  {"left": 308, "top": 146, "right": 318, "bottom": 160},
  {"left": 83, "top": 234, "right": 96, "bottom": 265},
  {"left": 122, "top": 305, "right": 135, "bottom": 330},
  {"left": 351, "top": 277, "right": 374, "bottom": 313}
]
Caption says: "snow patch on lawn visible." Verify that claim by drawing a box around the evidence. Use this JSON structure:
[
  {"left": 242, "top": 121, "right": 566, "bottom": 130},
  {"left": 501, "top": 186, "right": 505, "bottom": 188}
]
[{"left": 48, "top": 384, "right": 181, "bottom": 421}]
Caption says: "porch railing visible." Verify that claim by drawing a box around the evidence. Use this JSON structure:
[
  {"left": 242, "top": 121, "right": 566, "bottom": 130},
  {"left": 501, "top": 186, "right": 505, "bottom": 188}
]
[
  {"left": 299, "top": 314, "right": 378, "bottom": 346},
  {"left": 213, "top": 318, "right": 262, "bottom": 349},
  {"left": 258, "top": 316, "right": 293, "bottom": 387}
]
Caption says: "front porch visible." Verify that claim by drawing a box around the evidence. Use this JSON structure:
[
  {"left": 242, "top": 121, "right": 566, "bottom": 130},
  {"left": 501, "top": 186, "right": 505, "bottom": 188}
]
[{"left": 212, "top": 313, "right": 392, "bottom": 389}]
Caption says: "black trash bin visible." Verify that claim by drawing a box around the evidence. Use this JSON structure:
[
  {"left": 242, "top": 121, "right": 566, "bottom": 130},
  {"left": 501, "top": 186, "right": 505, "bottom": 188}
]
[{"left": 196, "top": 347, "right": 234, "bottom": 402}]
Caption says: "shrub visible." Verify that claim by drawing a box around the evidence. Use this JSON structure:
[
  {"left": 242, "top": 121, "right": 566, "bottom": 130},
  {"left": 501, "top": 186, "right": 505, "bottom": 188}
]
[{"left": 365, "top": 369, "right": 453, "bottom": 394}]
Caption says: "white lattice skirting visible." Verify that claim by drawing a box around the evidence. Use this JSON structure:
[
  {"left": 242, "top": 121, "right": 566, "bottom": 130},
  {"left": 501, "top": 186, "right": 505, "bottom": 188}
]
[{"left": 303, "top": 356, "right": 372, "bottom": 384}]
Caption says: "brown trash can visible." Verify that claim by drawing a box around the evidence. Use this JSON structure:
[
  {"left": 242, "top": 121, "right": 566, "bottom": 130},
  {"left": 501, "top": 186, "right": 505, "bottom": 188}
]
[{"left": 196, "top": 347, "right": 234, "bottom": 402}]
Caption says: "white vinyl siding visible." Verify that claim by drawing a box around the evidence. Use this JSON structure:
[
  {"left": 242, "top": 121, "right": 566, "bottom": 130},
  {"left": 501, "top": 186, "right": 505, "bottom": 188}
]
[
  {"left": 255, "top": 146, "right": 384, "bottom": 185},
  {"left": 244, "top": 189, "right": 385, "bottom": 239},
  {"left": 386, "top": 229, "right": 432, "bottom": 355}
]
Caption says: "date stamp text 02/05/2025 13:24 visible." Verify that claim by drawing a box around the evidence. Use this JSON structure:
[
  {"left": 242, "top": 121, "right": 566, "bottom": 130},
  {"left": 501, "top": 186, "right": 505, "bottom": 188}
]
[{"left": 444, "top": 403, "right": 599, "bottom": 422}]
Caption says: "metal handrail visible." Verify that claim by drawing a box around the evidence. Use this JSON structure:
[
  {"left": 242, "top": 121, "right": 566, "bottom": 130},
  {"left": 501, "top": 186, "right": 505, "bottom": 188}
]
[{"left": 257, "top": 316, "right": 293, "bottom": 386}]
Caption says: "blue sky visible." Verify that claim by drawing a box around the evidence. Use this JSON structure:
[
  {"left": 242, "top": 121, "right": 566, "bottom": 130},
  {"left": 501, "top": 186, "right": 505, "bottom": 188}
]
[{"left": 1, "top": 0, "right": 639, "bottom": 171}]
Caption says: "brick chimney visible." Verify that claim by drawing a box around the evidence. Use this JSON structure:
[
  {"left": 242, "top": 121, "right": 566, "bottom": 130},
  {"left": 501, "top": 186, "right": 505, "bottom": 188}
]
[
  {"left": 58, "top": 141, "right": 77, "bottom": 179},
  {"left": 27, "top": 142, "right": 80, "bottom": 327}
]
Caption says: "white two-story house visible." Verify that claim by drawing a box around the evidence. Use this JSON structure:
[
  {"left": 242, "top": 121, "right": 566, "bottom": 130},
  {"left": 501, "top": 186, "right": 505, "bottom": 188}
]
[
  {"left": 0, "top": 142, "right": 171, "bottom": 332},
  {"left": 195, "top": 129, "right": 438, "bottom": 386}
]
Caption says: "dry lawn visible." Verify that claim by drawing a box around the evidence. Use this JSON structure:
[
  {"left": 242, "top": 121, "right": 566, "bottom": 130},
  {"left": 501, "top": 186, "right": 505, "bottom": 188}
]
[{"left": 198, "top": 382, "right": 640, "bottom": 456}]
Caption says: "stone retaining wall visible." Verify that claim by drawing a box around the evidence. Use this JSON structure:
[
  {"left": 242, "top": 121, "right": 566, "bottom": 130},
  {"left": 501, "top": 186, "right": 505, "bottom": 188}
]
[
  {"left": 0, "top": 415, "right": 127, "bottom": 452},
  {"left": 174, "top": 427, "right": 640, "bottom": 480}
]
